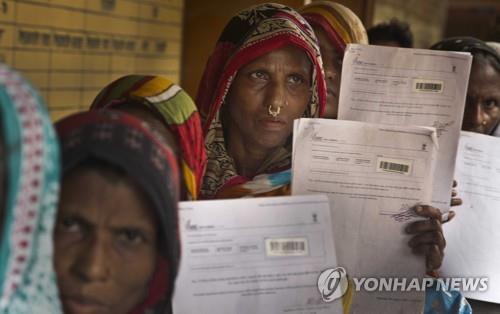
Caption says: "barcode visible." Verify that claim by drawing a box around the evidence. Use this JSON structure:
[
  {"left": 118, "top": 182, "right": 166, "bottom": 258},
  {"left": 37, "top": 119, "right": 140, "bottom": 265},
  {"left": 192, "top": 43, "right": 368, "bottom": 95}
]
[
  {"left": 266, "top": 238, "right": 308, "bottom": 256},
  {"left": 270, "top": 241, "right": 305, "bottom": 252},
  {"left": 415, "top": 82, "right": 442, "bottom": 92},
  {"left": 379, "top": 161, "right": 410, "bottom": 173}
]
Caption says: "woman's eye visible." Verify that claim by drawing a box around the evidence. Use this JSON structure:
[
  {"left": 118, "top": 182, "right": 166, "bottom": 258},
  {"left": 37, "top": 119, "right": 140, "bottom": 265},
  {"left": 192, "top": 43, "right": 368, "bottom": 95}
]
[
  {"left": 483, "top": 99, "right": 498, "bottom": 110},
  {"left": 249, "top": 71, "right": 267, "bottom": 81},
  {"left": 288, "top": 74, "right": 304, "bottom": 85},
  {"left": 118, "top": 229, "right": 146, "bottom": 245},
  {"left": 58, "top": 217, "right": 81, "bottom": 233}
]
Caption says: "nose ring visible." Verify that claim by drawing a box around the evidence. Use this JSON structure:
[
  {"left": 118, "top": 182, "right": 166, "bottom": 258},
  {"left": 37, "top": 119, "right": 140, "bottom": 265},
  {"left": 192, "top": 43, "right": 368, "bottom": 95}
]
[{"left": 268, "top": 105, "right": 281, "bottom": 118}]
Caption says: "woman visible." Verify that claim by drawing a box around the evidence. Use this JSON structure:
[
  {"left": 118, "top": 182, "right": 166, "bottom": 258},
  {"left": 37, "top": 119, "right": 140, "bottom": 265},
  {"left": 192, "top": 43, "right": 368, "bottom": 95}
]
[
  {"left": 90, "top": 75, "right": 206, "bottom": 200},
  {"left": 300, "top": 1, "right": 368, "bottom": 119},
  {"left": 432, "top": 37, "right": 500, "bottom": 313},
  {"left": 196, "top": 3, "right": 326, "bottom": 199},
  {"left": 0, "top": 65, "right": 62, "bottom": 313},
  {"left": 55, "top": 110, "right": 180, "bottom": 314},
  {"left": 432, "top": 37, "right": 500, "bottom": 136}
]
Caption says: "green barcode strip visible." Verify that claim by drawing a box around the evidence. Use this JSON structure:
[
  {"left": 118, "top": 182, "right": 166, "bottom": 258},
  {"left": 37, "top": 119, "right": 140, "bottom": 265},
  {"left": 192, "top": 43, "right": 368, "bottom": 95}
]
[
  {"left": 416, "top": 82, "right": 442, "bottom": 91},
  {"left": 380, "top": 161, "right": 409, "bottom": 173}
]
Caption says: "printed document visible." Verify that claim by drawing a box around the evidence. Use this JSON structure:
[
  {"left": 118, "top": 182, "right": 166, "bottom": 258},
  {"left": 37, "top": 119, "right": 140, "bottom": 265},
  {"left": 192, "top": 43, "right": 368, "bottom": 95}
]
[
  {"left": 292, "top": 118, "right": 438, "bottom": 313},
  {"left": 172, "top": 195, "right": 342, "bottom": 313},
  {"left": 338, "top": 44, "right": 472, "bottom": 210}
]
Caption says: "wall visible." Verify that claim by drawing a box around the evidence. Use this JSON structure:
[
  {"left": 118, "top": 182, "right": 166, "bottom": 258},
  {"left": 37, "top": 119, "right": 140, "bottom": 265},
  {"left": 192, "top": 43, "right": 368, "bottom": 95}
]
[
  {"left": 370, "top": 0, "right": 449, "bottom": 48},
  {"left": 181, "top": 0, "right": 304, "bottom": 99},
  {"left": 0, "top": 0, "right": 184, "bottom": 120},
  {"left": 445, "top": 0, "right": 499, "bottom": 41}
]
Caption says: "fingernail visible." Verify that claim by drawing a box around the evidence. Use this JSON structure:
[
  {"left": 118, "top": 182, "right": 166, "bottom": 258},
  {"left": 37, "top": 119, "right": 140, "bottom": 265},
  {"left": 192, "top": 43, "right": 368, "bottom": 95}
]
[{"left": 415, "top": 206, "right": 423, "bottom": 213}]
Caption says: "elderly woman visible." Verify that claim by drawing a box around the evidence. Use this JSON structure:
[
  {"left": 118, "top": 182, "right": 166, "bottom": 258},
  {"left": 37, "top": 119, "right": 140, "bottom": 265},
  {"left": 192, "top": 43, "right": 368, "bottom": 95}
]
[
  {"left": 300, "top": 1, "right": 368, "bottom": 119},
  {"left": 197, "top": 3, "right": 326, "bottom": 198},
  {"left": 432, "top": 37, "right": 500, "bottom": 136},
  {"left": 89, "top": 75, "right": 207, "bottom": 200},
  {"left": 54, "top": 110, "right": 180, "bottom": 314},
  {"left": 0, "top": 65, "right": 62, "bottom": 313}
]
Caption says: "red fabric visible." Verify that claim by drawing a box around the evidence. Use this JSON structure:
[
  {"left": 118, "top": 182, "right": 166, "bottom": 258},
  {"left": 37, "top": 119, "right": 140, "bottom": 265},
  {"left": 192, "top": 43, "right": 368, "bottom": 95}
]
[
  {"left": 200, "top": 34, "right": 327, "bottom": 134},
  {"left": 129, "top": 258, "right": 169, "bottom": 314},
  {"left": 302, "top": 12, "right": 347, "bottom": 56}
]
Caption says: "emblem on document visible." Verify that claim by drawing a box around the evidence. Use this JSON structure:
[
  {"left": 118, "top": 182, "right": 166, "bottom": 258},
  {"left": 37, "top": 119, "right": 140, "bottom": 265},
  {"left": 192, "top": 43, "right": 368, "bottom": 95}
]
[{"left": 317, "top": 267, "right": 348, "bottom": 302}]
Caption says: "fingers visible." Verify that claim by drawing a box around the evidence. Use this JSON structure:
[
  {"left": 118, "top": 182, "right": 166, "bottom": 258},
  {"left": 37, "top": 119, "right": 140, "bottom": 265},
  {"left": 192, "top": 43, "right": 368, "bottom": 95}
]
[
  {"left": 411, "top": 244, "right": 444, "bottom": 271},
  {"left": 405, "top": 218, "right": 442, "bottom": 234},
  {"left": 409, "top": 204, "right": 448, "bottom": 272},
  {"left": 413, "top": 205, "right": 443, "bottom": 221},
  {"left": 408, "top": 233, "right": 445, "bottom": 272},
  {"left": 451, "top": 197, "right": 463, "bottom": 207},
  {"left": 443, "top": 211, "right": 455, "bottom": 223},
  {"left": 451, "top": 189, "right": 457, "bottom": 197},
  {"left": 408, "top": 231, "right": 446, "bottom": 251},
  {"left": 453, "top": 180, "right": 457, "bottom": 188}
]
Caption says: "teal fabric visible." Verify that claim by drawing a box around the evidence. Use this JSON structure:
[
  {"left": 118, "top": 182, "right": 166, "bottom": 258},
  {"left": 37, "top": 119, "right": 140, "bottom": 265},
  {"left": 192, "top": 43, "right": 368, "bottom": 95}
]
[
  {"left": 0, "top": 65, "right": 62, "bottom": 313},
  {"left": 425, "top": 279, "right": 472, "bottom": 314}
]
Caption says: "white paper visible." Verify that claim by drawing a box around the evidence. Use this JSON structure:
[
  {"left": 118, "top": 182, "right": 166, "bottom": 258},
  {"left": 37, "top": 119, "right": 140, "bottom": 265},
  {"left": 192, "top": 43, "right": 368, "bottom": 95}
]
[
  {"left": 292, "top": 118, "right": 438, "bottom": 313},
  {"left": 338, "top": 44, "right": 472, "bottom": 211},
  {"left": 441, "top": 131, "right": 500, "bottom": 303},
  {"left": 172, "top": 195, "right": 342, "bottom": 314}
]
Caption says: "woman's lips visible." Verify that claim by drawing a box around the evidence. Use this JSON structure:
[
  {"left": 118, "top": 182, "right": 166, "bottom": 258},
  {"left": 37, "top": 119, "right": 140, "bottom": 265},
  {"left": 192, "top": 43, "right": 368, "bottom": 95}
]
[
  {"left": 62, "top": 295, "right": 109, "bottom": 314},
  {"left": 259, "top": 117, "right": 287, "bottom": 130}
]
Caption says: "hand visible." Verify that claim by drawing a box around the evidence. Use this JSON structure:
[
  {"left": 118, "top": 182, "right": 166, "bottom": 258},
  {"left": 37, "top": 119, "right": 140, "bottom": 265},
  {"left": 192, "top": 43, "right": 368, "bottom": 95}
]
[
  {"left": 405, "top": 205, "right": 446, "bottom": 272},
  {"left": 450, "top": 180, "right": 462, "bottom": 207}
]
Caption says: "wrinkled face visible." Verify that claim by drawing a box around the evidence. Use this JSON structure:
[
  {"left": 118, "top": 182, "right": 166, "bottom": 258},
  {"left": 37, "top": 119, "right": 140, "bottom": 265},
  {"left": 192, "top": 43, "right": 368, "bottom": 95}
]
[
  {"left": 55, "top": 167, "right": 159, "bottom": 314},
  {"left": 462, "top": 59, "right": 500, "bottom": 134},
  {"left": 225, "top": 45, "right": 312, "bottom": 151},
  {"left": 313, "top": 25, "right": 342, "bottom": 119}
]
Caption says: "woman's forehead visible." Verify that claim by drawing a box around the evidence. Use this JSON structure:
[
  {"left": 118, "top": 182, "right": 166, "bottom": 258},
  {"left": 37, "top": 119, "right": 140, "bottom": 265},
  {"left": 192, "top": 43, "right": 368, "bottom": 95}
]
[{"left": 60, "top": 168, "right": 158, "bottom": 228}]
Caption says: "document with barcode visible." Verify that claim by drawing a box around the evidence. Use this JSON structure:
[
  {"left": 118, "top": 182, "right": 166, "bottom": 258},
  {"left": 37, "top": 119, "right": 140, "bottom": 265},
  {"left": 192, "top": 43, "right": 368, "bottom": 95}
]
[
  {"left": 338, "top": 44, "right": 472, "bottom": 211},
  {"left": 172, "top": 195, "right": 342, "bottom": 314},
  {"left": 442, "top": 132, "right": 500, "bottom": 304},
  {"left": 292, "top": 118, "right": 438, "bottom": 313}
]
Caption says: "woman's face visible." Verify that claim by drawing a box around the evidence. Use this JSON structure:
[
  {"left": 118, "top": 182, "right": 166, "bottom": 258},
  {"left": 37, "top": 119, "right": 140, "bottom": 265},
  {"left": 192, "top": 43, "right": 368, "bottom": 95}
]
[
  {"left": 313, "top": 25, "right": 342, "bottom": 119},
  {"left": 462, "top": 58, "right": 500, "bottom": 134},
  {"left": 55, "top": 167, "right": 159, "bottom": 314},
  {"left": 226, "top": 45, "right": 312, "bottom": 151}
]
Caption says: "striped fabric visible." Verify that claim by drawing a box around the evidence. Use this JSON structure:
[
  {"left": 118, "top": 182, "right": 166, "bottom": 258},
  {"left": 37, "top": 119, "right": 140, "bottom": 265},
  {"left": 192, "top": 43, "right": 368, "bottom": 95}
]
[
  {"left": 90, "top": 75, "right": 206, "bottom": 200},
  {"left": 300, "top": 1, "right": 368, "bottom": 55}
]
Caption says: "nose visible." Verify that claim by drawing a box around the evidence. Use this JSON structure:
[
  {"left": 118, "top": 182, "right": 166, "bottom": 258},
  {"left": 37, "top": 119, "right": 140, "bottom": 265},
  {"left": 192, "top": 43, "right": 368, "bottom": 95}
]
[
  {"left": 267, "top": 80, "right": 286, "bottom": 110},
  {"left": 72, "top": 235, "right": 110, "bottom": 283},
  {"left": 465, "top": 97, "right": 487, "bottom": 129}
]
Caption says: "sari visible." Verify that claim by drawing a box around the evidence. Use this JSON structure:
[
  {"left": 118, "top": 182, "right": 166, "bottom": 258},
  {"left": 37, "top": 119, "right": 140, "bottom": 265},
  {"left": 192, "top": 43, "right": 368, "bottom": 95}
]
[
  {"left": 196, "top": 3, "right": 326, "bottom": 199},
  {"left": 56, "top": 110, "right": 180, "bottom": 313},
  {"left": 0, "top": 65, "right": 62, "bottom": 313},
  {"left": 300, "top": 1, "right": 368, "bottom": 55},
  {"left": 90, "top": 75, "right": 206, "bottom": 200}
]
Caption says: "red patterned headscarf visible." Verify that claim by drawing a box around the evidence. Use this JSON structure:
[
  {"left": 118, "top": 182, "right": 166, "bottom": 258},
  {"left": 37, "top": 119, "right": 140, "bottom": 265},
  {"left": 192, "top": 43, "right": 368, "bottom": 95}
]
[
  {"left": 196, "top": 3, "right": 326, "bottom": 198},
  {"left": 56, "top": 110, "right": 180, "bottom": 313}
]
